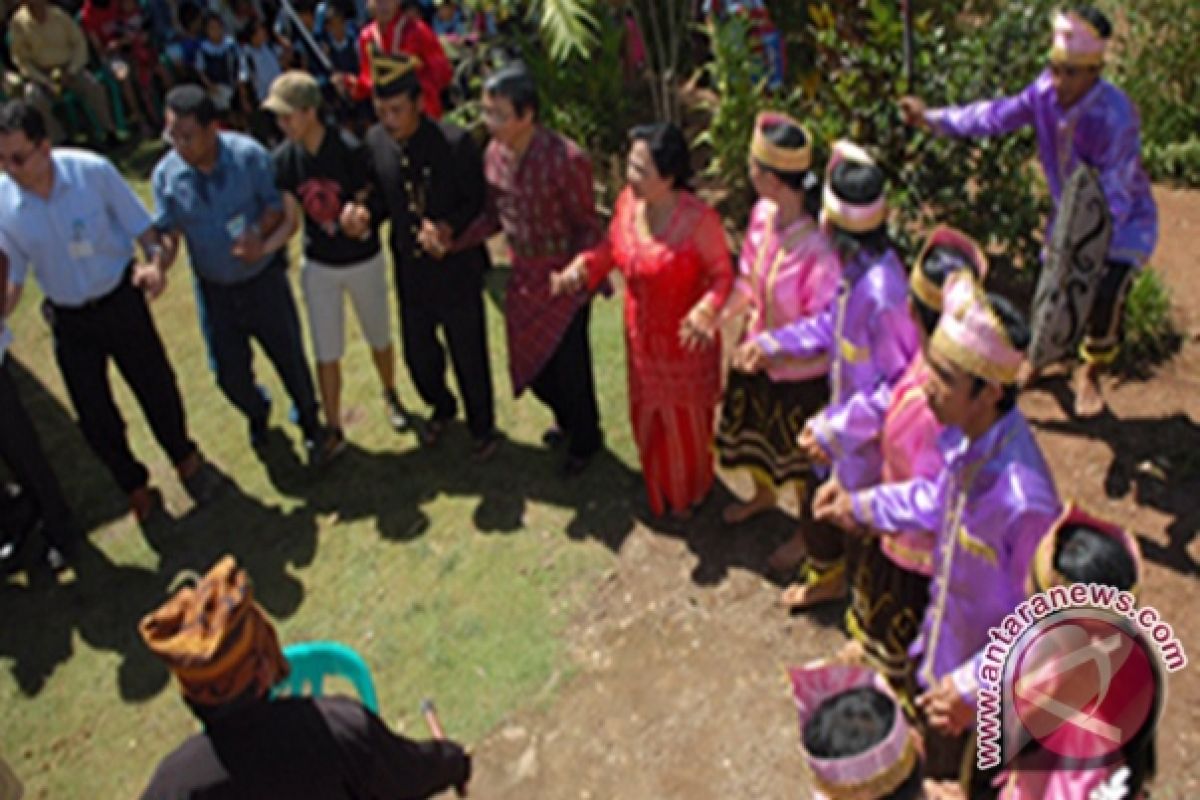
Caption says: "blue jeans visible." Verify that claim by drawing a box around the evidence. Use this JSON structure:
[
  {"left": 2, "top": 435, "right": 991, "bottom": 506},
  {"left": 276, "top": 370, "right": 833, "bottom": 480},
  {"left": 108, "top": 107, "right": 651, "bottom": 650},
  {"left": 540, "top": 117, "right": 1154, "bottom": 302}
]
[{"left": 195, "top": 258, "right": 320, "bottom": 438}]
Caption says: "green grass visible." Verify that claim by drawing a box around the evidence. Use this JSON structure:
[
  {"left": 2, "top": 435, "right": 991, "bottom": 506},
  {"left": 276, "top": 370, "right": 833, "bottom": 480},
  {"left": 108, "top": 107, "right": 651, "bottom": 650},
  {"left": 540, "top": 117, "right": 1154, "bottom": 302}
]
[{"left": 0, "top": 148, "right": 640, "bottom": 798}]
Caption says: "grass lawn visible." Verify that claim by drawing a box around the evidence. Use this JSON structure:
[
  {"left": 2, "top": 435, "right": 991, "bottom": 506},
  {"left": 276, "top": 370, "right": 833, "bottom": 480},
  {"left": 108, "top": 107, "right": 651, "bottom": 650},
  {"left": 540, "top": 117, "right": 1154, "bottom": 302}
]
[{"left": 0, "top": 142, "right": 642, "bottom": 798}]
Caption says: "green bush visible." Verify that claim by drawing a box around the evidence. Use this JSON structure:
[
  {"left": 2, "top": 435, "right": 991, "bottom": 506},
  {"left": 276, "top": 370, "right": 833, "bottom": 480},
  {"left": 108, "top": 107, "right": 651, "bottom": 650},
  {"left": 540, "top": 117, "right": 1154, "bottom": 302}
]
[
  {"left": 1118, "top": 270, "right": 1182, "bottom": 378},
  {"left": 1143, "top": 137, "right": 1200, "bottom": 187}
]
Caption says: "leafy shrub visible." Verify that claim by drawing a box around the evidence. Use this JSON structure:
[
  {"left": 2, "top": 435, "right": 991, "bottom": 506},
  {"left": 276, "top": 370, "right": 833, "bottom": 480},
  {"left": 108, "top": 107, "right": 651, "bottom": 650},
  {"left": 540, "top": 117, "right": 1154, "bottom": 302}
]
[
  {"left": 1142, "top": 137, "right": 1200, "bottom": 187},
  {"left": 1118, "top": 270, "right": 1181, "bottom": 378}
]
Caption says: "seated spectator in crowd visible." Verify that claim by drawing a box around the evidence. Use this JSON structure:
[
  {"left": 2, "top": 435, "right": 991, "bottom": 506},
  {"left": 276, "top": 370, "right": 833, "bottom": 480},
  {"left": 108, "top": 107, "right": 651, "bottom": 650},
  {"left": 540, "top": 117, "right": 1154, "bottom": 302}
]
[
  {"left": 194, "top": 10, "right": 241, "bottom": 117},
  {"left": 237, "top": 17, "right": 283, "bottom": 144},
  {"left": 9, "top": 0, "right": 121, "bottom": 145},
  {"left": 319, "top": 2, "right": 372, "bottom": 132},
  {"left": 431, "top": 1, "right": 465, "bottom": 38},
  {"left": 138, "top": 556, "right": 472, "bottom": 800},
  {"left": 164, "top": 1, "right": 204, "bottom": 83},
  {"left": 82, "top": 0, "right": 164, "bottom": 135}
]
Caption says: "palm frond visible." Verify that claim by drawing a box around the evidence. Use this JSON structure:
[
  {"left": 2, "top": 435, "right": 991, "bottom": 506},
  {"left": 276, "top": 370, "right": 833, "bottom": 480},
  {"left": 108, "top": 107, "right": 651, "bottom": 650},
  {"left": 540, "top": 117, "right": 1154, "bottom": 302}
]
[{"left": 533, "top": 0, "right": 600, "bottom": 61}]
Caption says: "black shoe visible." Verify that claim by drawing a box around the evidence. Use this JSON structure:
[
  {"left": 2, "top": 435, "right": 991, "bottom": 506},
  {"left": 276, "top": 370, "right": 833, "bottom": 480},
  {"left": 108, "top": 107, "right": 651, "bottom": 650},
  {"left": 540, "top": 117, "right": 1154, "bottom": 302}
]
[
  {"left": 307, "top": 427, "right": 346, "bottom": 468},
  {"left": 419, "top": 417, "right": 449, "bottom": 447},
  {"left": 542, "top": 426, "right": 566, "bottom": 448},
  {"left": 472, "top": 430, "right": 502, "bottom": 462},
  {"left": 384, "top": 389, "right": 412, "bottom": 432},
  {"left": 560, "top": 453, "right": 593, "bottom": 478},
  {"left": 181, "top": 460, "right": 224, "bottom": 505}
]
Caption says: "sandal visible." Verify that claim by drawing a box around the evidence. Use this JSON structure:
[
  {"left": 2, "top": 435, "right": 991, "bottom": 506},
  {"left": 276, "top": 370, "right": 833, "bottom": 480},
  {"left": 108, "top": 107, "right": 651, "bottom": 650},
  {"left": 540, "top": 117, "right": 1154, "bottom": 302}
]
[{"left": 778, "top": 562, "right": 847, "bottom": 610}]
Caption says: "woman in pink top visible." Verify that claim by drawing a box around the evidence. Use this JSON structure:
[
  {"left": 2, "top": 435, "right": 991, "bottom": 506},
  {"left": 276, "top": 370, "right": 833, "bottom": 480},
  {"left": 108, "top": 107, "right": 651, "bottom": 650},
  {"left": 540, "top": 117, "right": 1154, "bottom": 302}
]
[{"left": 715, "top": 112, "right": 839, "bottom": 570}]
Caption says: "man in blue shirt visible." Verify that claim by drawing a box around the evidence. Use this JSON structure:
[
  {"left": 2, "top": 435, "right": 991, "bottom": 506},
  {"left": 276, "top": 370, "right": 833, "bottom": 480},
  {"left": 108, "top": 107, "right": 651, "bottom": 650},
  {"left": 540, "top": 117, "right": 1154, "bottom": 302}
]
[
  {"left": 0, "top": 100, "right": 220, "bottom": 533},
  {"left": 152, "top": 84, "right": 341, "bottom": 467}
]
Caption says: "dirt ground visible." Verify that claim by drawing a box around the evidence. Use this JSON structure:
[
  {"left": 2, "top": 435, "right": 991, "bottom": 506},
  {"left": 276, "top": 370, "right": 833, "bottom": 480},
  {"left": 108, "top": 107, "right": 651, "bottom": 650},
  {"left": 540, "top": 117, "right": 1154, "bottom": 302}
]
[{"left": 469, "top": 187, "right": 1200, "bottom": 799}]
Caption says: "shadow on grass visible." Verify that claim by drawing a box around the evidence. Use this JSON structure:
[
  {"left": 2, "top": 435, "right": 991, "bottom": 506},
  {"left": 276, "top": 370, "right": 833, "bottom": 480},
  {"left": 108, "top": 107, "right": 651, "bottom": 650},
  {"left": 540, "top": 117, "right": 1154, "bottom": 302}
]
[
  {"left": 1030, "top": 378, "right": 1200, "bottom": 577},
  {"left": 7, "top": 356, "right": 130, "bottom": 531}
]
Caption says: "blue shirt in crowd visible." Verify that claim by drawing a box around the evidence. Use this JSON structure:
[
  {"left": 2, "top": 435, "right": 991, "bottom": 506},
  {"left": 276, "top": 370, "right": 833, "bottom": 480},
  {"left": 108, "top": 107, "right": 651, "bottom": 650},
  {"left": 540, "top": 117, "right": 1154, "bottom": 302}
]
[
  {"left": 0, "top": 149, "right": 151, "bottom": 307},
  {"left": 152, "top": 131, "right": 284, "bottom": 285}
]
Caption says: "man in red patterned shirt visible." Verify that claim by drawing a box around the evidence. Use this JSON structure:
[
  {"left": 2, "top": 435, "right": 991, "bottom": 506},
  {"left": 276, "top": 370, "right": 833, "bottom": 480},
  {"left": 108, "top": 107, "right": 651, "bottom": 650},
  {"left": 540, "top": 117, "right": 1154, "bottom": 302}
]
[
  {"left": 451, "top": 64, "right": 604, "bottom": 475},
  {"left": 346, "top": 0, "right": 452, "bottom": 118}
]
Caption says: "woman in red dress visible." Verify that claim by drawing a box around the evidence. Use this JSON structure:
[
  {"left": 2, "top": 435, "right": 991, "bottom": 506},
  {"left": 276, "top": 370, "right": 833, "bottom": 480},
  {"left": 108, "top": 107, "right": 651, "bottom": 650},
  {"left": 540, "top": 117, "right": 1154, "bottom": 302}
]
[{"left": 552, "top": 123, "right": 733, "bottom": 518}]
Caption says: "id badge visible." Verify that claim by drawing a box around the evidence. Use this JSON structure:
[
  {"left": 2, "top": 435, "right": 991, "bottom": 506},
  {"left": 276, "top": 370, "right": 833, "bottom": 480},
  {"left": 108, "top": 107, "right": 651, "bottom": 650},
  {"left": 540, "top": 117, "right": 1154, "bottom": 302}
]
[
  {"left": 226, "top": 214, "right": 247, "bottom": 240},
  {"left": 68, "top": 240, "right": 95, "bottom": 259}
]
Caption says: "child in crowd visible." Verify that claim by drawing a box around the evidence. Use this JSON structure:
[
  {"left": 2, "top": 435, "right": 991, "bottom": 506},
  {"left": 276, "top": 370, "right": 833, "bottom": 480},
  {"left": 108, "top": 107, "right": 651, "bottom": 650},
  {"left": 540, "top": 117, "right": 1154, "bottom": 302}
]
[
  {"left": 195, "top": 10, "right": 242, "bottom": 118},
  {"left": 238, "top": 17, "right": 283, "bottom": 144},
  {"left": 165, "top": 1, "right": 204, "bottom": 83},
  {"left": 432, "top": 1, "right": 465, "bottom": 37}
]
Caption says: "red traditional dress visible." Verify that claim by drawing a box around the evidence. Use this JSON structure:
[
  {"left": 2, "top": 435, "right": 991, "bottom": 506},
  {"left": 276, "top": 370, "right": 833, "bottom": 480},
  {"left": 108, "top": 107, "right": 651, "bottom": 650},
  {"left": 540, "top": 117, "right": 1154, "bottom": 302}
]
[
  {"left": 582, "top": 188, "right": 733, "bottom": 516},
  {"left": 349, "top": 13, "right": 452, "bottom": 118}
]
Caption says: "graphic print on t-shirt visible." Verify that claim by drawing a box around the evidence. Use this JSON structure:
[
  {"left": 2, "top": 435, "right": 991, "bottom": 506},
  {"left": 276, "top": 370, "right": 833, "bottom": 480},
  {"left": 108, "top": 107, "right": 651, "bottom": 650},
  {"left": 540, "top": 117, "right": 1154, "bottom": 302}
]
[{"left": 297, "top": 177, "right": 343, "bottom": 236}]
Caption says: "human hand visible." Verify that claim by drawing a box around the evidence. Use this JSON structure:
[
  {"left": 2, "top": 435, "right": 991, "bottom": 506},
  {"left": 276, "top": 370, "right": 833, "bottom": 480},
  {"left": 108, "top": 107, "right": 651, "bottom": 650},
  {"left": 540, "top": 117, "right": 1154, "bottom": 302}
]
[
  {"left": 549, "top": 258, "right": 586, "bottom": 297},
  {"left": 898, "top": 95, "right": 928, "bottom": 129},
  {"left": 678, "top": 302, "right": 716, "bottom": 351},
  {"left": 796, "top": 423, "right": 829, "bottom": 466},
  {"left": 339, "top": 202, "right": 371, "bottom": 239},
  {"left": 732, "top": 338, "right": 767, "bottom": 373},
  {"left": 132, "top": 262, "right": 167, "bottom": 300},
  {"left": 916, "top": 675, "right": 974, "bottom": 737},
  {"left": 812, "top": 479, "right": 856, "bottom": 531},
  {"left": 230, "top": 229, "right": 265, "bottom": 263},
  {"left": 417, "top": 219, "right": 452, "bottom": 258}
]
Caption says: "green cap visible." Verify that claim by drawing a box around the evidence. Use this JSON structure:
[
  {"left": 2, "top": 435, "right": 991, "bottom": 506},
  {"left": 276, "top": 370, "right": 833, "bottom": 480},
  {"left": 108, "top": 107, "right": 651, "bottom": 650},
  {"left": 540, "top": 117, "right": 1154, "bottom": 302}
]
[{"left": 263, "top": 70, "right": 321, "bottom": 114}]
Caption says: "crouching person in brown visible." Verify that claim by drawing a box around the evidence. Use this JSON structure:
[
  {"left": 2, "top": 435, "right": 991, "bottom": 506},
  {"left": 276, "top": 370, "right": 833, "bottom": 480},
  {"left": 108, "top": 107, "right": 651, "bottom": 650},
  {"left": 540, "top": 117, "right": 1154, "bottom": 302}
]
[{"left": 138, "top": 556, "right": 471, "bottom": 800}]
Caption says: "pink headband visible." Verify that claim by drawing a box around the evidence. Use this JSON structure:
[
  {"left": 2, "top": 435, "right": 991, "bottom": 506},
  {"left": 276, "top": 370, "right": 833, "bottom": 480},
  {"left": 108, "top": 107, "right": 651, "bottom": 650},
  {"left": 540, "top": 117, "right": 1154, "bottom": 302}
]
[
  {"left": 1050, "top": 11, "right": 1106, "bottom": 66},
  {"left": 821, "top": 141, "right": 886, "bottom": 233},
  {"left": 791, "top": 661, "right": 917, "bottom": 799},
  {"left": 930, "top": 272, "right": 1023, "bottom": 385}
]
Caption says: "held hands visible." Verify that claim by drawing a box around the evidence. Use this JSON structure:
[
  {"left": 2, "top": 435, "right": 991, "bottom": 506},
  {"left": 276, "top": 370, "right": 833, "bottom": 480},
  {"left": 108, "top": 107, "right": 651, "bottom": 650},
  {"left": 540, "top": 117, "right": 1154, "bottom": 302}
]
[
  {"left": 679, "top": 301, "right": 717, "bottom": 351},
  {"left": 417, "top": 219, "right": 453, "bottom": 259},
  {"left": 796, "top": 423, "right": 830, "bottom": 467},
  {"left": 812, "top": 478, "right": 856, "bottom": 531},
  {"left": 898, "top": 95, "right": 929, "bottom": 129},
  {"left": 132, "top": 262, "right": 167, "bottom": 300},
  {"left": 339, "top": 202, "right": 371, "bottom": 240},
  {"left": 916, "top": 675, "right": 975, "bottom": 737},
  {"left": 731, "top": 338, "right": 767, "bottom": 373},
  {"left": 230, "top": 229, "right": 265, "bottom": 264},
  {"left": 549, "top": 257, "right": 587, "bottom": 297}
]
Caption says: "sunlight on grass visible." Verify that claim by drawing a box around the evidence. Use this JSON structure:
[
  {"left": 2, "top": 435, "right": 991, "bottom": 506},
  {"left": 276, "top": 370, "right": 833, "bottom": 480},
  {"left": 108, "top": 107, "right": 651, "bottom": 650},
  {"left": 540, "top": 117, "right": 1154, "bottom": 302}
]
[{"left": 0, "top": 161, "right": 635, "bottom": 798}]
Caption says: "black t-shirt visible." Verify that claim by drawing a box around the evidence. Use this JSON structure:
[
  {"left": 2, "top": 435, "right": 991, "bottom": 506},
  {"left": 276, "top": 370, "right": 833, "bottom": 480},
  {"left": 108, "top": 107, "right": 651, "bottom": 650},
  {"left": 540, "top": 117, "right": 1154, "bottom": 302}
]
[
  {"left": 273, "top": 126, "right": 381, "bottom": 266},
  {"left": 140, "top": 695, "right": 470, "bottom": 800}
]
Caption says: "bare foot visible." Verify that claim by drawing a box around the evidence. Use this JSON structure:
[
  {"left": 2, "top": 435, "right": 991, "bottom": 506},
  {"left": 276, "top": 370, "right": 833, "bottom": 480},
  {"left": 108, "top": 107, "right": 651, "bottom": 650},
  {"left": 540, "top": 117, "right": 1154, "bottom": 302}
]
[
  {"left": 1073, "top": 364, "right": 1106, "bottom": 418},
  {"left": 778, "top": 570, "right": 847, "bottom": 610},
  {"left": 1017, "top": 359, "right": 1041, "bottom": 389},
  {"left": 767, "top": 530, "right": 808, "bottom": 573},
  {"left": 721, "top": 488, "right": 776, "bottom": 525}
]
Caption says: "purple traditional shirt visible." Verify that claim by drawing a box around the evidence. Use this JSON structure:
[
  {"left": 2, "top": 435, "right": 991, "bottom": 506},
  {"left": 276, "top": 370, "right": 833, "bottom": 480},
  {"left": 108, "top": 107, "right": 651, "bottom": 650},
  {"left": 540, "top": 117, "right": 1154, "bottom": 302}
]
[
  {"left": 926, "top": 70, "right": 1158, "bottom": 266},
  {"left": 850, "top": 410, "right": 1062, "bottom": 705},
  {"left": 731, "top": 199, "right": 840, "bottom": 382},
  {"left": 756, "top": 247, "right": 919, "bottom": 490}
]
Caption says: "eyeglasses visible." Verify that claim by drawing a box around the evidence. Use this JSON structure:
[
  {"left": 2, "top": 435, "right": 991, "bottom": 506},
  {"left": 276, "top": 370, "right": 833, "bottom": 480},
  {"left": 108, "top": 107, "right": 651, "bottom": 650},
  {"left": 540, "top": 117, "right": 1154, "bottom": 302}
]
[{"left": 0, "top": 146, "right": 39, "bottom": 169}]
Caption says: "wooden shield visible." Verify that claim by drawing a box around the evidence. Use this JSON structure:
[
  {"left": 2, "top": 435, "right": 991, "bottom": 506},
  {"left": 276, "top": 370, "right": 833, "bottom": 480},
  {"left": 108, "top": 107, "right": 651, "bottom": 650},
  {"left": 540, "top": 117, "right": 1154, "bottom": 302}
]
[{"left": 1028, "top": 166, "right": 1112, "bottom": 370}]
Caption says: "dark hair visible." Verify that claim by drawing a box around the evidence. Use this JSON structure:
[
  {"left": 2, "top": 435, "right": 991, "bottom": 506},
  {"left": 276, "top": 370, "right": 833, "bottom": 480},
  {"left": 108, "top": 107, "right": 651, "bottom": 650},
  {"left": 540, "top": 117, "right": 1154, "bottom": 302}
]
[
  {"left": 757, "top": 121, "right": 821, "bottom": 218},
  {"left": 0, "top": 100, "right": 48, "bottom": 143},
  {"left": 1073, "top": 6, "right": 1112, "bottom": 39},
  {"left": 1055, "top": 524, "right": 1137, "bottom": 591},
  {"left": 201, "top": 9, "right": 224, "bottom": 30},
  {"left": 484, "top": 62, "right": 539, "bottom": 120},
  {"left": 324, "top": 2, "right": 344, "bottom": 19},
  {"left": 911, "top": 243, "right": 980, "bottom": 336},
  {"left": 828, "top": 159, "right": 889, "bottom": 258},
  {"left": 237, "top": 18, "right": 263, "bottom": 44},
  {"left": 179, "top": 1, "right": 201, "bottom": 30},
  {"left": 165, "top": 84, "right": 220, "bottom": 126},
  {"left": 803, "top": 687, "right": 896, "bottom": 759},
  {"left": 629, "top": 122, "right": 693, "bottom": 191},
  {"left": 968, "top": 293, "right": 1029, "bottom": 412}
]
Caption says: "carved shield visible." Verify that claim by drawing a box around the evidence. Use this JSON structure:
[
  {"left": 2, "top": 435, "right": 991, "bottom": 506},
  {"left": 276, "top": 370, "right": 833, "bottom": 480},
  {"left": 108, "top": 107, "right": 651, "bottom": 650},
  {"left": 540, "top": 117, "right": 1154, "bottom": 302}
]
[{"left": 1028, "top": 166, "right": 1112, "bottom": 370}]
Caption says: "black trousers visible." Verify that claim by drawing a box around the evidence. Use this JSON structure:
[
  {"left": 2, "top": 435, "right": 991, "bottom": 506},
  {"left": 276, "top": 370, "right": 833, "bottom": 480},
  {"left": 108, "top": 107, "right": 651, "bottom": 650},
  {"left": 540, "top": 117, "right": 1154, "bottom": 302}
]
[
  {"left": 528, "top": 304, "right": 602, "bottom": 460},
  {"left": 45, "top": 273, "right": 196, "bottom": 494},
  {"left": 398, "top": 288, "right": 496, "bottom": 441},
  {"left": 0, "top": 360, "right": 79, "bottom": 551},
  {"left": 1081, "top": 260, "right": 1136, "bottom": 365}
]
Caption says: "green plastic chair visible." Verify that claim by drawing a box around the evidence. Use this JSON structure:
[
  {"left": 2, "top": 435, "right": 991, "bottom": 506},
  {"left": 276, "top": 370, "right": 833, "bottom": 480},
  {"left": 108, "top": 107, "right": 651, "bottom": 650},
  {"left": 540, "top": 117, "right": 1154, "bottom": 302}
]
[{"left": 272, "top": 641, "right": 380, "bottom": 713}]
